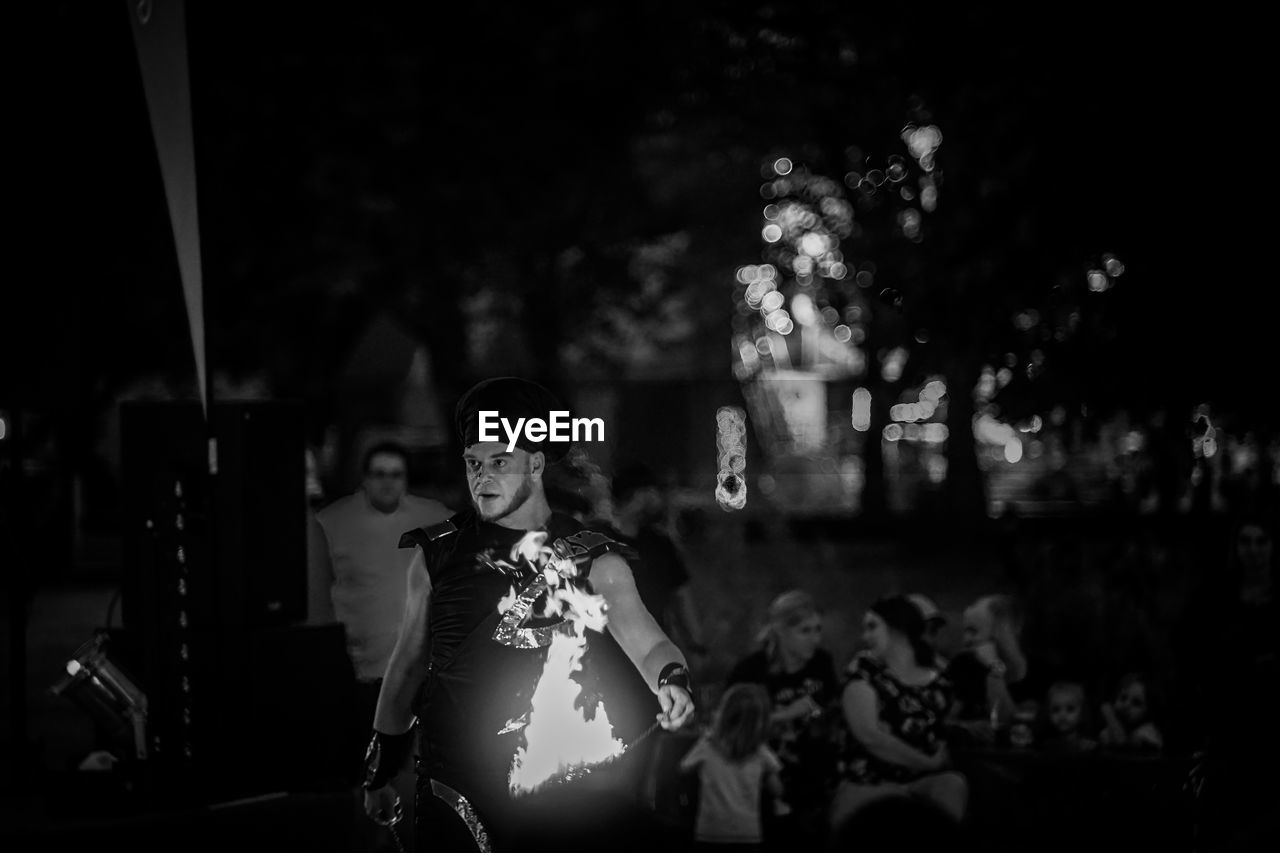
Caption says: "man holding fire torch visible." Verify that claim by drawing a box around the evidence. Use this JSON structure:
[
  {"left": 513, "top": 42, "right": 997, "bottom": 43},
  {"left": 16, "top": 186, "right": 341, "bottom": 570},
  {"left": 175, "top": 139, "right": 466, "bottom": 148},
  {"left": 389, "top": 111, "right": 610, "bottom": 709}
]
[{"left": 361, "top": 377, "right": 695, "bottom": 852}]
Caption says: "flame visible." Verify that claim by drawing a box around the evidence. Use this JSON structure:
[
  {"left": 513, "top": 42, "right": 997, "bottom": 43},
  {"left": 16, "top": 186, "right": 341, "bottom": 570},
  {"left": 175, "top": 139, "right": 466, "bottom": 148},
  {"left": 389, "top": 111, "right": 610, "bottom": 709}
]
[
  {"left": 505, "top": 530, "right": 624, "bottom": 793},
  {"left": 508, "top": 625, "right": 624, "bottom": 794},
  {"left": 549, "top": 578, "right": 608, "bottom": 635},
  {"left": 511, "top": 531, "right": 550, "bottom": 566},
  {"left": 497, "top": 585, "right": 518, "bottom": 614},
  {"left": 498, "top": 531, "right": 582, "bottom": 583}
]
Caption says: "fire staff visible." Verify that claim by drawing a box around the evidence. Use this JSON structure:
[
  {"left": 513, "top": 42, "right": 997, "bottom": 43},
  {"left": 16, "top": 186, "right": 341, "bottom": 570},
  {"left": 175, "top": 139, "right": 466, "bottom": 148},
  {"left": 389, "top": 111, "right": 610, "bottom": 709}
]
[{"left": 361, "top": 377, "right": 695, "bottom": 853}]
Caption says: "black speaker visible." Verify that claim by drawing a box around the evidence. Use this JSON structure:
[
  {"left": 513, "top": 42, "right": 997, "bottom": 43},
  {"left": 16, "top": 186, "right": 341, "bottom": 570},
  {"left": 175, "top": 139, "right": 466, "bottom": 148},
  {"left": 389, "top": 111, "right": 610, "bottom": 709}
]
[
  {"left": 122, "top": 401, "right": 307, "bottom": 629},
  {"left": 207, "top": 402, "right": 308, "bottom": 628},
  {"left": 120, "top": 400, "right": 308, "bottom": 802}
]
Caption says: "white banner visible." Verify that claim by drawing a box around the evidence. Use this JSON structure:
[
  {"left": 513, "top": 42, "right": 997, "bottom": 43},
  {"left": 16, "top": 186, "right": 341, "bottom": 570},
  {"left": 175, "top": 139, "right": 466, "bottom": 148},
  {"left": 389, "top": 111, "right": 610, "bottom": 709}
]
[{"left": 127, "top": 0, "right": 207, "bottom": 416}]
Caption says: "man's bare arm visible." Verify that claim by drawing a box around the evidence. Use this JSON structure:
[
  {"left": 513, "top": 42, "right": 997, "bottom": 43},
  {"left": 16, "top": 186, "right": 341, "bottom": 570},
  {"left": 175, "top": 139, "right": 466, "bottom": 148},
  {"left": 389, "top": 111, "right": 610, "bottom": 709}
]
[
  {"left": 592, "top": 552, "right": 684, "bottom": 685},
  {"left": 591, "top": 552, "right": 694, "bottom": 729},
  {"left": 372, "top": 546, "right": 433, "bottom": 735}
]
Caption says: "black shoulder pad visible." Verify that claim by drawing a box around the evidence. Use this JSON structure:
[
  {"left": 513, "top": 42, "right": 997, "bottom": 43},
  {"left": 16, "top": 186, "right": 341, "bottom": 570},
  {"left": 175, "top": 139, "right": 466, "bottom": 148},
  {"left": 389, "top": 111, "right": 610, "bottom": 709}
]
[
  {"left": 550, "top": 530, "right": 637, "bottom": 575},
  {"left": 399, "top": 514, "right": 462, "bottom": 551}
]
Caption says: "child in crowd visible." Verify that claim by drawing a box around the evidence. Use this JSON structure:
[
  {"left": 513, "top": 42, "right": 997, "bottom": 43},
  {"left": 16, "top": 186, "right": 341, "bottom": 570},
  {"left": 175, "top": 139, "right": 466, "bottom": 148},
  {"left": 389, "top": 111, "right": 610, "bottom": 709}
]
[
  {"left": 1041, "top": 681, "right": 1097, "bottom": 753},
  {"left": 1008, "top": 700, "right": 1040, "bottom": 749},
  {"left": 726, "top": 589, "right": 839, "bottom": 830},
  {"left": 1099, "top": 672, "right": 1163, "bottom": 752},
  {"left": 680, "top": 683, "right": 785, "bottom": 851}
]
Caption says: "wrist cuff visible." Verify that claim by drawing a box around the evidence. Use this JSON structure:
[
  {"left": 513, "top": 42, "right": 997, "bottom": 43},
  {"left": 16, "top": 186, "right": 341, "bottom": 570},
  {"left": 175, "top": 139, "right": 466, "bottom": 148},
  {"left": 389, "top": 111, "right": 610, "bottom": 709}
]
[
  {"left": 658, "top": 662, "right": 691, "bottom": 693},
  {"left": 363, "top": 729, "right": 414, "bottom": 790}
]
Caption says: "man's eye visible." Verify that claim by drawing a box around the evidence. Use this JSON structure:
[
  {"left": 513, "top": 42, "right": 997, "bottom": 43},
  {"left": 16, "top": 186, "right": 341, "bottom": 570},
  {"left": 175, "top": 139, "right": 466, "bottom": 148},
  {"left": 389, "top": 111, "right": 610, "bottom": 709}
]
[{"left": 495, "top": 459, "right": 506, "bottom": 468}]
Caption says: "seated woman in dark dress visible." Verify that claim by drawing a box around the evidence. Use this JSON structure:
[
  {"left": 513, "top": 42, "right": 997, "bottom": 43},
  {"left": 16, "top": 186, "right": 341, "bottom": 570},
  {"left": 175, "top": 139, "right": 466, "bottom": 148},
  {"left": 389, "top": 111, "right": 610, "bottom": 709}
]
[{"left": 831, "top": 596, "right": 967, "bottom": 829}]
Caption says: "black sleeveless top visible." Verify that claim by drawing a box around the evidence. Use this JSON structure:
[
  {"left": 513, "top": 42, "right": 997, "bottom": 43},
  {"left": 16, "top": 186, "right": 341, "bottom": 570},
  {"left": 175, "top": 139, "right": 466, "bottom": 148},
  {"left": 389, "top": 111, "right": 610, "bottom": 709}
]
[{"left": 401, "top": 511, "right": 652, "bottom": 801}]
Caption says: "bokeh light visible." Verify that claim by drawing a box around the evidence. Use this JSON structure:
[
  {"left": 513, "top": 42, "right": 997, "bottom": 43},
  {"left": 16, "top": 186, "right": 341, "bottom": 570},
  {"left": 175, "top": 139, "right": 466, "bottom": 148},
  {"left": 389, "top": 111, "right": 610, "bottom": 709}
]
[
  {"left": 881, "top": 347, "right": 908, "bottom": 383},
  {"left": 898, "top": 208, "right": 922, "bottom": 240},
  {"left": 1004, "top": 439, "right": 1024, "bottom": 464},
  {"left": 852, "top": 388, "right": 872, "bottom": 431},
  {"left": 903, "top": 124, "right": 943, "bottom": 159},
  {"left": 715, "top": 406, "right": 748, "bottom": 511},
  {"left": 799, "top": 232, "right": 827, "bottom": 257},
  {"left": 922, "top": 423, "right": 949, "bottom": 443},
  {"left": 920, "top": 183, "right": 938, "bottom": 211},
  {"left": 791, "top": 292, "right": 818, "bottom": 326}
]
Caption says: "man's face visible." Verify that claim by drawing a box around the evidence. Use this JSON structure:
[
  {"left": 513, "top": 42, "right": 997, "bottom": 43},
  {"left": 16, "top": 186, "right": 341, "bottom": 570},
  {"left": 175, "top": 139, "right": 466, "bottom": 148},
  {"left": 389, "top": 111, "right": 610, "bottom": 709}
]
[
  {"left": 464, "top": 442, "right": 538, "bottom": 523},
  {"left": 363, "top": 452, "right": 407, "bottom": 512},
  {"left": 1049, "top": 688, "right": 1083, "bottom": 735}
]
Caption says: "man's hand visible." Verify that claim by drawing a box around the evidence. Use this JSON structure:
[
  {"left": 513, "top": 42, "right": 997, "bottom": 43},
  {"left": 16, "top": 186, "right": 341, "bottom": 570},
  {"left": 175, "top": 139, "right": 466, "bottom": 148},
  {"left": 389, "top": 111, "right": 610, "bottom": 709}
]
[
  {"left": 656, "top": 684, "right": 695, "bottom": 730},
  {"left": 363, "top": 785, "right": 403, "bottom": 827}
]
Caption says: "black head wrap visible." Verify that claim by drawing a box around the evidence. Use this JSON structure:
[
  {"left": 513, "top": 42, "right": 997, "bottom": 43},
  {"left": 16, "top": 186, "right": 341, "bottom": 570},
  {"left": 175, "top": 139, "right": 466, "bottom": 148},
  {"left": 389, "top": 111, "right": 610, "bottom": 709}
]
[{"left": 455, "top": 376, "right": 573, "bottom": 462}]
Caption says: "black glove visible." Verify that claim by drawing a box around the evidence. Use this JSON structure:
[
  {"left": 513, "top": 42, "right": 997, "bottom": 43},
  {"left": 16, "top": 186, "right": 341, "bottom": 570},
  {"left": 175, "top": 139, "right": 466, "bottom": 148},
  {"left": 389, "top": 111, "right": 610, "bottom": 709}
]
[{"left": 363, "top": 729, "right": 414, "bottom": 790}]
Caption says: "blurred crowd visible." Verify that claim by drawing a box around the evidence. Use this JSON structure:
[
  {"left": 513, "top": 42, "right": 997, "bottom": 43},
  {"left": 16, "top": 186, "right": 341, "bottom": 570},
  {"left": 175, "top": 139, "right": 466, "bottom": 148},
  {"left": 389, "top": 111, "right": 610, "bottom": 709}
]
[{"left": 668, "top": 507, "right": 1278, "bottom": 852}]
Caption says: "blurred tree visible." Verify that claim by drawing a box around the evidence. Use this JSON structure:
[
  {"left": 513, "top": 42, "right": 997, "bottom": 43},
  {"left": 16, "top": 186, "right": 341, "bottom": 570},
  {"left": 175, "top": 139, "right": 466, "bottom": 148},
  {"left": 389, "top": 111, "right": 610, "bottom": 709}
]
[
  {"left": 632, "top": 2, "right": 1243, "bottom": 518},
  {"left": 32, "top": 1, "right": 1264, "bottom": 524}
]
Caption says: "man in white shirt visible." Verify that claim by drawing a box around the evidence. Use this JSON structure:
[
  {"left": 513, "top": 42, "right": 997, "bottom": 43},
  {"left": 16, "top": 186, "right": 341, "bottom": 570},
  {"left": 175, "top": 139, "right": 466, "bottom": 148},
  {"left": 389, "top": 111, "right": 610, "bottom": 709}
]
[
  {"left": 315, "top": 442, "right": 453, "bottom": 682},
  {"left": 312, "top": 440, "right": 451, "bottom": 810}
]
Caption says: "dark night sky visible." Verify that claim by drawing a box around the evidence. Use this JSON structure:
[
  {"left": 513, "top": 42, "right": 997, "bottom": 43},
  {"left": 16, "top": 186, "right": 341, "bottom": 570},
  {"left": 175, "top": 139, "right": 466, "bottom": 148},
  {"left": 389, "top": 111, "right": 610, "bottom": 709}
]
[{"left": 14, "top": 2, "right": 1272, "bottom": 426}]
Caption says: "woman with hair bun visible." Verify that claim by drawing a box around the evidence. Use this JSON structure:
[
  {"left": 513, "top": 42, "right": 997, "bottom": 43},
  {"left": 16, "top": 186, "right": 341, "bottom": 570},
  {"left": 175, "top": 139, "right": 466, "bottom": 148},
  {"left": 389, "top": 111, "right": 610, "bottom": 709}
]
[{"left": 831, "top": 595, "right": 967, "bottom": 829}]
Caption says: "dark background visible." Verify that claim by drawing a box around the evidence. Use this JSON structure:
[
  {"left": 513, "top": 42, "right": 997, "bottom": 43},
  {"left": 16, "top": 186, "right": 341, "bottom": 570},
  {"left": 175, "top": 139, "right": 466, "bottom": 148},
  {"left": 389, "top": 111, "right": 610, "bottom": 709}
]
[{"left": 3, "top": 2, "right": 1275, "bottom": 850}]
